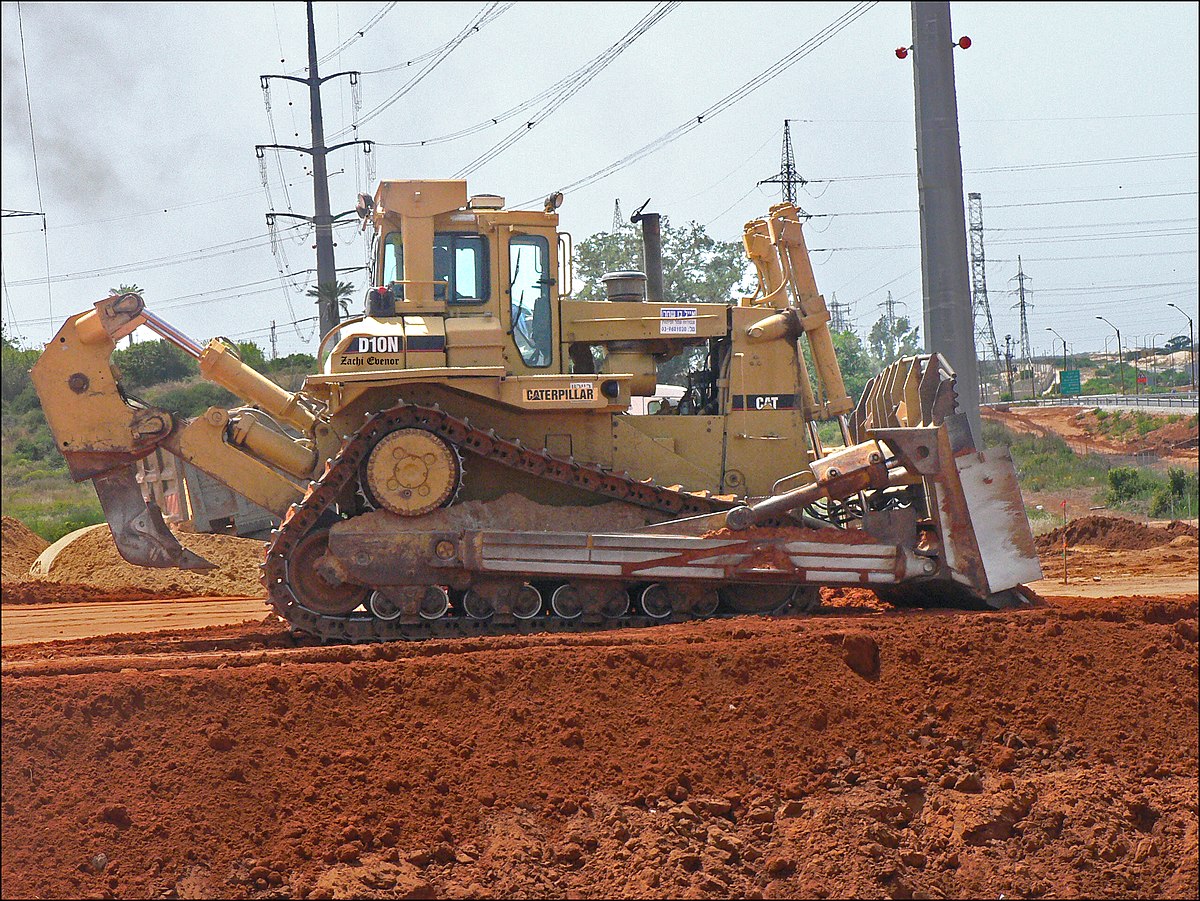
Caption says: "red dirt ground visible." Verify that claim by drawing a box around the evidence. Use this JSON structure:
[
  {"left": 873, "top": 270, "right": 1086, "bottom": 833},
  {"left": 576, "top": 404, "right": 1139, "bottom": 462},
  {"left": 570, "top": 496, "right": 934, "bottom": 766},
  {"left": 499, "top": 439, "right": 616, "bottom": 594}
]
[{"left": 3, "top": 588, "right": 1197, "bottom": 900}]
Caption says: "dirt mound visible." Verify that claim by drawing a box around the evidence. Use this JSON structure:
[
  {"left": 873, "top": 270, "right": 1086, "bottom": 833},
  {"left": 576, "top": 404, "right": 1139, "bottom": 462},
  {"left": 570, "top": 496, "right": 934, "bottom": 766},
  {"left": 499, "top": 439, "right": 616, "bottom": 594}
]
[
  {"left": 1, "top": 517, "right": 48, "bottom": 580},
  {"left": 2, "top": 595, "right": 1196, "bottom": 899},
  {"left": 1036, "top": 515, "right": 1191, "bottom": 553},
  {"left": 26, "top": 526, "right": 266, "bottom": 601}
]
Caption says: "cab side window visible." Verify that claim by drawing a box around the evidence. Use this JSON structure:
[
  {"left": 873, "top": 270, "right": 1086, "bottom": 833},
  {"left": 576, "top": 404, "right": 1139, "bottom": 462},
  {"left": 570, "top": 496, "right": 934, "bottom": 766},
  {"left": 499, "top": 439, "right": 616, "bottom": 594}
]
[
  {"left": 434, "top": 233, "right": 489, "bottom": 304},
  {"left": 382, "top": 232, "right": 402, "bottom": 285},
  {"left": 509, "top": 235, "right": 552, "bottom": 368},
  {"left": 381, "top": 231, "right": 487, "bottom": 304}
]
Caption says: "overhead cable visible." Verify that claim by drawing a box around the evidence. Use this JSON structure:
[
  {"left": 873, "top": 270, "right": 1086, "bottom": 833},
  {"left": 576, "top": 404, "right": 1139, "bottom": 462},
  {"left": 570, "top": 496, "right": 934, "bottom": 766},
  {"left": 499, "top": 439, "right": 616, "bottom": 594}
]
[
  {"left": 452, "top": 2, "right": 680, "bottom": 178},
  {"left": 332, "top": 2, "right": 512, "bottom": 139},
  {"left": 520, "top": 1, "right": 879, "bottom": 204}
]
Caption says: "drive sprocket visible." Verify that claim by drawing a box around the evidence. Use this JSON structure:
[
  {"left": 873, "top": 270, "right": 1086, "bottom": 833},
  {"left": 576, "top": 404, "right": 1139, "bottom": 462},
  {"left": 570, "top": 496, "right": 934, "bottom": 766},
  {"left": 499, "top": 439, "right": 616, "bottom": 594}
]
[{"left": 363, "top": 427, "right": 461, "bottom": 517}]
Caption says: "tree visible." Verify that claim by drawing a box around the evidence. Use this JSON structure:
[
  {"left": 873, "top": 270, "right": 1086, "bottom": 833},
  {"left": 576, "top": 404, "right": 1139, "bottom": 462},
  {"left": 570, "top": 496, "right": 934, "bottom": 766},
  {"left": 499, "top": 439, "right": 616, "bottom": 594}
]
[
  {"left": 1, "top": 324, "right": 40, "bottom": 406},
  {"left": 306, "top": 280, "right": 356, "bottom": 319},
  {"left": 830, "top": 329, "right": 874, "bottom": 405},
  {"left": 236, "top": 341, "right": 267, "bottom": 371},
  {"left": 1165, "top": 334, "right": 1193, "bottom": 353},
  {"left": 107, "top": 283, "right": 144, "bottom": 297},
  {"left": 573, "top": 218, "right": 752, "bottom": 305},
  {"left": 111, "top": 340, "right": 197, "bottom": 389},
  {"left": 868, "top": 313, "right": 921, "bottom": 367},
  {"left": 574, "top": 219, "right": 752, "bottom": 387}
]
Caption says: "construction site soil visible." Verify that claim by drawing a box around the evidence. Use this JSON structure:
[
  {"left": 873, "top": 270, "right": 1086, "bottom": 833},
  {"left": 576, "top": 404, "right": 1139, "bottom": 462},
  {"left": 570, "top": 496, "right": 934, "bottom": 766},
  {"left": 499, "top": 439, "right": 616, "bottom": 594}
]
[
  {"left": 3, "top": 586, "right": 1197, "bottom": 899},
  {"left": 1035, "top": 515, "right": 1198, "bottom": 553},
  {"left": 3, "top": 508, "right": 1197, "bottom": 898},
  {"left": 1, "top": 515, "right": 49, "bottom": 580},
  {"left": 981, "top": 406, "right": 1199, "bottom": 463}
]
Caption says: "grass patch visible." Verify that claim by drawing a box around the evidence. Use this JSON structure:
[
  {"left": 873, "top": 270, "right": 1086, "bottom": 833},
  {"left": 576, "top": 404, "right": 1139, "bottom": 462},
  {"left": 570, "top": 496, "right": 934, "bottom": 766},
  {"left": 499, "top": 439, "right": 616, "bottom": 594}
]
[
  {"left": 2, "top": 479, "right": 104, "bottom": 542},
  {"left": 982, "top": 420, "right": 1195, "bottom": 517},
  {"left": 982, "top": 420, "right": 1109, "bottom": 494}
]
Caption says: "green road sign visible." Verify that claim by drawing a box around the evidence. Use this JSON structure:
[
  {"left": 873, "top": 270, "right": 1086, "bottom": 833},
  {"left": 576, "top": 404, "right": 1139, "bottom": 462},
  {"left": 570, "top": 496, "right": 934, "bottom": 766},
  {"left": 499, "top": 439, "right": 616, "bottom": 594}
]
[{"left": 1060, "top": 369, "right": 1081, "bottom": 396}]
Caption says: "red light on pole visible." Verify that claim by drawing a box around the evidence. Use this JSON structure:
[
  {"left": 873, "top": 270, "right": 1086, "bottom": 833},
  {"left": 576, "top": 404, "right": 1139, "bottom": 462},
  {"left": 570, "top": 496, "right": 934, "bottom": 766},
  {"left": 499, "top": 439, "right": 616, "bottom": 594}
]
[
  {"left": 895, "top": 46, "right": 909, "bottom": 59},
  {"left": 957, "top": 35, "right": 972, "bottom": 49}
]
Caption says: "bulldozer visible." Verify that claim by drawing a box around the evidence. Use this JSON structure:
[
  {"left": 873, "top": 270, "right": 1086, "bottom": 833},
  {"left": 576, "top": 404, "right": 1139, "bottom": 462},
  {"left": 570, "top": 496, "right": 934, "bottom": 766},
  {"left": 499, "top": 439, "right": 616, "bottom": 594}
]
[{"left": 31, "top": 179, "right": 1040, "bottom": 642}]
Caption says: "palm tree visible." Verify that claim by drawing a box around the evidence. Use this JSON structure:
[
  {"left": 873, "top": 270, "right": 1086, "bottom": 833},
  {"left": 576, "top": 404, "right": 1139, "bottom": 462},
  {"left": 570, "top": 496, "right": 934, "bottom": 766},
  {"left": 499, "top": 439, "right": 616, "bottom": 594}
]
[
  {"left": 306, "top": 280, "right": 356, "bottom": 319},
  {"left": 108, "top": 284, "right": 144, "bottom": 346}
]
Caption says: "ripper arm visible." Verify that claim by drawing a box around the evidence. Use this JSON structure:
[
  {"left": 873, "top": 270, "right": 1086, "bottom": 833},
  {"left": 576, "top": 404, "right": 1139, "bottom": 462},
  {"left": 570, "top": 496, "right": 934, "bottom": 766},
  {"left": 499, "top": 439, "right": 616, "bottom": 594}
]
[{"left": 31, "top": 293, "right": 326, "bottom": 569}]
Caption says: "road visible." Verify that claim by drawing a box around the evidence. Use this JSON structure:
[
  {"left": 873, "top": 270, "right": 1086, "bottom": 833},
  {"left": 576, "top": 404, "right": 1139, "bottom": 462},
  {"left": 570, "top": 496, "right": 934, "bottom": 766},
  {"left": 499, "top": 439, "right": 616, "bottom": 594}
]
[{"left": 0, "top": 597, "right": 267, "bottom": 646}]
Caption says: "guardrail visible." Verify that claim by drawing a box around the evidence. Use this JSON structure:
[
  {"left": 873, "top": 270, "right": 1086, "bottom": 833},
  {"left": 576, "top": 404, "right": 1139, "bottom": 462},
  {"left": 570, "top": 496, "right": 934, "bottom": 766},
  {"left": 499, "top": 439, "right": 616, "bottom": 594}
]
[{"left": 994, "top": 393, "right": 1198, "bottom": 410}]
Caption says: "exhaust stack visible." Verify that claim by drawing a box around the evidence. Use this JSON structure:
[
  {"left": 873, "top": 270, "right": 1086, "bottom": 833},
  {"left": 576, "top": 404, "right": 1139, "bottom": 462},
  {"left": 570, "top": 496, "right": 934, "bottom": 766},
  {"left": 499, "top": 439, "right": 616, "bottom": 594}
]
[{"left": 631, "top": 200, "right": 664, "bottom": 303}]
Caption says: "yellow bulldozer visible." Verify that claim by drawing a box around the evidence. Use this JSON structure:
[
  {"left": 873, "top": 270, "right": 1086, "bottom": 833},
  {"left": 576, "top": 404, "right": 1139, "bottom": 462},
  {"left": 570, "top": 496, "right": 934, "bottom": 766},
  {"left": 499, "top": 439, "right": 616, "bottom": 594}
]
[{"left": 31, "top": 179, "right": 1040, "bottom": 641}]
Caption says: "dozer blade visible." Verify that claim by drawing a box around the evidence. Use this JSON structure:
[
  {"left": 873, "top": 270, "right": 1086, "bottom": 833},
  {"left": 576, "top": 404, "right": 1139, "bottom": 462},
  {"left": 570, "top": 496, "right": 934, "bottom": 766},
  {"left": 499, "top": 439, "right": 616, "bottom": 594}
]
[{"left": 92, "top": 465, "right": 215, "bottom": 570}]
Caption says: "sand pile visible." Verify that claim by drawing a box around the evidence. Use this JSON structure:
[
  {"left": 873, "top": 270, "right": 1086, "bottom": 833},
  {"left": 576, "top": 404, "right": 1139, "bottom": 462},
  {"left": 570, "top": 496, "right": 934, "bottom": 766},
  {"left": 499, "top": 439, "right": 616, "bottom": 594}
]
[
  {"left": 2, "top": 594, "right": 1196, "bottom": 899},
  {"left": 1, "top": 516, "right": 48, "bottom": 580},
  {"left": 1, "top": 520, "right": 266, "bottom": 604},
  {"left": 31, "top": 526, "right": 267, "bottom": 599},
  {"left": 1036, "top": 514, "right": 1195, "bottom": 553}
]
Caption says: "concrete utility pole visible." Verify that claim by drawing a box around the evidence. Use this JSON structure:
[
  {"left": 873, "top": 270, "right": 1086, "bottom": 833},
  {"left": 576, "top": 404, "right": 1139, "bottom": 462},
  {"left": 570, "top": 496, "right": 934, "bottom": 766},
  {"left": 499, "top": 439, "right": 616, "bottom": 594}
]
[
  {"left": 258, "top": 1, "right": 372, "bottom": 338},
  {"left": 910, "top": 1, "right": 981, "bottom": 438}
]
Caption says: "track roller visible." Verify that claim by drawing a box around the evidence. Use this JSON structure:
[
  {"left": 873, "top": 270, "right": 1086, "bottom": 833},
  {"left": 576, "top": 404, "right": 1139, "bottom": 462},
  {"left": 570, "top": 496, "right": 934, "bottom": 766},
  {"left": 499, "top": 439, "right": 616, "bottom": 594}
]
[
  {"left": 369, "top": 585, "right": 451, "bottom": 621},
  {"left": 551, "top": 581, "right": 629, "bottom": 619},
  {"left": 719, "top": 584, "right": 797, "bottom": 615},
  {"left": 511, "top": 583, "right": 543, "bottom": 620},
  {"left": 639, "top": 583, "right": 719, "bottom": 619}
]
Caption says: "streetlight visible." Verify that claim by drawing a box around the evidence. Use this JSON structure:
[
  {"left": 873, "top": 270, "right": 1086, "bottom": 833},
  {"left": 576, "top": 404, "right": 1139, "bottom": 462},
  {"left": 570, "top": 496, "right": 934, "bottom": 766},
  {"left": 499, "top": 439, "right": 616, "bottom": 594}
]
[
  {"left": 1096, "top": 316, "right": 1125, "bottom": 396},
  {"left": 1045, "top": 327, "right": 1068, "bottom": 373},
  {"left": 1046, "top": 327, "right": 1069, "bottom": 397},
  {"left": 1148, "top": 332, "right": 1163, "bottom": 392},
  {"left": 1167, "top": 302, "right": 1196, "bottom": 391}
]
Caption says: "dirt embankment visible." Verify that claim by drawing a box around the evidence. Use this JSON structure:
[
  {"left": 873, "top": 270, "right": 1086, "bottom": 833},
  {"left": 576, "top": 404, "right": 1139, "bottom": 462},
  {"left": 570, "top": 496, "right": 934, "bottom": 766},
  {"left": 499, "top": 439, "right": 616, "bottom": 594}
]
[
  {"left": 982, "top": 405, "right": 1199, "bottom": 462},
  {"left": 1, "top": 521, "right": 266, "bottom": 605},
  {"left": 1036, "top": 515, "right": 1198, "bottom": 553},
  {"left": 3, "top": 594, "right": 1197, "bottom": 900},
  {"left": 1, "top": 516, "right": 48, "bottom": 580}
]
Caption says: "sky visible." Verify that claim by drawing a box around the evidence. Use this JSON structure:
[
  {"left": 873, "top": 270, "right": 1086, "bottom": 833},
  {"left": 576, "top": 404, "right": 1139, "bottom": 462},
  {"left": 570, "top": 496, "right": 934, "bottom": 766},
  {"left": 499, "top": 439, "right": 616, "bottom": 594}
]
[{"left": 2, "top": 1, "right": 1197, "bottom": 361}]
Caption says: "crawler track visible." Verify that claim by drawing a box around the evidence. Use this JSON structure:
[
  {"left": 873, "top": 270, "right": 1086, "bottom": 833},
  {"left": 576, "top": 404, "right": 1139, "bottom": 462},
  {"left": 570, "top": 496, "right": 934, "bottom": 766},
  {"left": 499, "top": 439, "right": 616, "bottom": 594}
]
[{"left": 263, "top": 404, "right": 804, "bottom": 643}]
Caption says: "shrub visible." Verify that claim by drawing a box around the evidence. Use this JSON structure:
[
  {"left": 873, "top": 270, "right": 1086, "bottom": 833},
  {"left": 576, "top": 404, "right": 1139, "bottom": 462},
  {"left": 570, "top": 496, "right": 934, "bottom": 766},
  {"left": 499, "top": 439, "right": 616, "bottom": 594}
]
[
  {"left": 1107, "top": 466, "right": 1160, "bottom": 504},
  {"left": 144, "top": 382, "right": 238, "bottom": 419},
  {"left": 1150, "top": 467, "right": 1199, "bottom": 518}
]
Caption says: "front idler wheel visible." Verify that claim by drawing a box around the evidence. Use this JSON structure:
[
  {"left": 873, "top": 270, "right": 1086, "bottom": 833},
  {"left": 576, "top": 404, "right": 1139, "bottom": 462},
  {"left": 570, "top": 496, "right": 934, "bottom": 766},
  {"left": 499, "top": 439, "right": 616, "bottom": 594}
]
[{"left": 287, "top": 529, "right": 370, "bottom": 617}]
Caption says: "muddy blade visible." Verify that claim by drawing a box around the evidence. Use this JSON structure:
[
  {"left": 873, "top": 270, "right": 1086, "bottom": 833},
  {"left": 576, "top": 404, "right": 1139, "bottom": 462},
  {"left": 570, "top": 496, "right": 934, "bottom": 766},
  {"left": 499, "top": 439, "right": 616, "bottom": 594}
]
[{"left": 92, "top": 466, "right": 215, "bottom": 570}]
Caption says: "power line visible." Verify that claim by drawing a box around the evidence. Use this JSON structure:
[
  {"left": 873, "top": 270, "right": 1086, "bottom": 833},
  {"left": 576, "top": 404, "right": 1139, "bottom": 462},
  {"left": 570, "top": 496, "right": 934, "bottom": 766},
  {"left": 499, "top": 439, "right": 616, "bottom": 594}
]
[
  {"left": 310, "top": 2, "right": 397, "bottom": 70},
  {"left": 2, "top": 220, "right": 359, "bottom": 287},
  {"left": 453, "top": 2, "right": 680, "bottom": 178},
  {"left": 333, "top": 2, "right": 512, "bottom": 138},
  {"left": 15, "top": 1, "right": 53, "bottom": 330},
  {"left": 356, "top": 2, "right": 513, "bottom": 75},
  {"left": 525, "top": 1, "right": 879, "bottom": 204},
  {"left": 812, "top": 190, "right": 1199, "bottom": 219},
  {"left": 809, "top": 151, "right": 1198, "bottom": 184}
]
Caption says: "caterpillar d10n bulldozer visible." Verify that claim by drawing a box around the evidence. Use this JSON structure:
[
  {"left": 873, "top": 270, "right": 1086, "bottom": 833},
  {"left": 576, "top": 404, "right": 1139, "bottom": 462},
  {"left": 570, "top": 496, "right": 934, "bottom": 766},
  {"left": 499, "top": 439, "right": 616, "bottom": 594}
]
[{"left": 31, "top": 179, "right": 1040, "bottom": 642}]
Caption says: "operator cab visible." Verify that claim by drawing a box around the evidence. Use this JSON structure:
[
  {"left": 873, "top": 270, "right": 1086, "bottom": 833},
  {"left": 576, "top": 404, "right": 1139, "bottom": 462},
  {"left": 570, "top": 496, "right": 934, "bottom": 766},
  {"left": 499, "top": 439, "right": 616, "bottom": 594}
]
[{"left": 322, "top": 179, "right": 564, "bottom": 379}]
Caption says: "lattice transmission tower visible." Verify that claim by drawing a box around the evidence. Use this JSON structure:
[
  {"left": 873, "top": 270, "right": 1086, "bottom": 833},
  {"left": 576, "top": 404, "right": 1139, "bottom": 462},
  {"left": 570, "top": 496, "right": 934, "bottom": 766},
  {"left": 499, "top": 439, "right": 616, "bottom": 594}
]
[
  {"left": 1010, "top": 256, "right": 1034, "bottom": 395},
  {"left": 758, "top": 120, "right": 808, "bottom": 216},
  {"left": 967, "top": 193, "right": 1001, "bottom": 395},
  {"left": 611, "top": 199, "right": 624, "bottom": 232}
]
